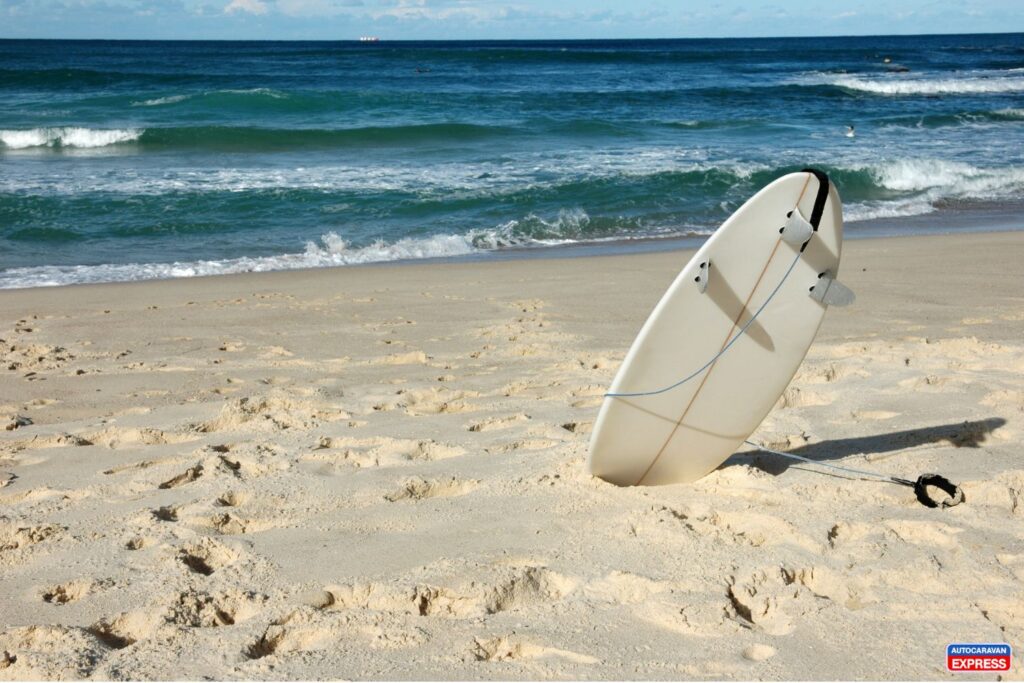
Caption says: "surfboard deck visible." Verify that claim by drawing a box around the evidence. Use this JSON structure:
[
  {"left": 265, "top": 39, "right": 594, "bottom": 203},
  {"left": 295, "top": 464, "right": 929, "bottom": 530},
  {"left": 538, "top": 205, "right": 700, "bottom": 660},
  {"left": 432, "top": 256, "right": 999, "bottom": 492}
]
[{"left": 588, "top": 171, "right": 843, "bottom": 486}]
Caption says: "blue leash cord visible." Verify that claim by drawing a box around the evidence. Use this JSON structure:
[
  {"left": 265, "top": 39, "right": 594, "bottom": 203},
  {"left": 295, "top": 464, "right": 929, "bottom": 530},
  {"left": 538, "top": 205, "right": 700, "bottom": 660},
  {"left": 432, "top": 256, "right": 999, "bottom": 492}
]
[
  {"left": 604, "top": 248, "right": 803, "bottom": 399},
  {"left": 743, "top": 439, "right": 965, "bottom": 508},
  {"left": 741, "top": 440, "right": 912, "bottom": 484}
]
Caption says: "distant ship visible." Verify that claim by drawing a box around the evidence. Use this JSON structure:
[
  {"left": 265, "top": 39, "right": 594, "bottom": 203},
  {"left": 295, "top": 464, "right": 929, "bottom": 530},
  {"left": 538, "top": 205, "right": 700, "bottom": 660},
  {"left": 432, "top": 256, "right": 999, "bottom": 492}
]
[{"left": 359, "top": 36, "right": 380, "bottom": 43}]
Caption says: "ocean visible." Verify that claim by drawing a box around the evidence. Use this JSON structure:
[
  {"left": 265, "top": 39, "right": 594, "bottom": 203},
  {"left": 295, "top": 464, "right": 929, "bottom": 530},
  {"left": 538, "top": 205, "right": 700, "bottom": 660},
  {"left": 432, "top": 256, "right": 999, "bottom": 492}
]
[{"left": 1, "top": 34, "right": 1023, "bottom": 288}]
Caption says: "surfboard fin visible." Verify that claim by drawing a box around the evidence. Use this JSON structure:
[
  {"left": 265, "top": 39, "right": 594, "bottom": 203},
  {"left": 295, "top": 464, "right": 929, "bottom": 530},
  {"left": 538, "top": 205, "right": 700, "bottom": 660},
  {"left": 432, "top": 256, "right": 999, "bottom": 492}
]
[
  {"left": 809, "top": 271, "right": 855, "bottom": 307},
  {"left": 781, "top": 207, "right": 814, "bottom": 246}
]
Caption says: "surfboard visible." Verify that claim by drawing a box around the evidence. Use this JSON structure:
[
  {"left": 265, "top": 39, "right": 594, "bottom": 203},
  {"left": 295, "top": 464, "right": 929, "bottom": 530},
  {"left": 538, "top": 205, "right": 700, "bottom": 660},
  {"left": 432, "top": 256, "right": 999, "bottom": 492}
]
[{"left": 588, "top": 170, "right": 845, "bottom": 486}]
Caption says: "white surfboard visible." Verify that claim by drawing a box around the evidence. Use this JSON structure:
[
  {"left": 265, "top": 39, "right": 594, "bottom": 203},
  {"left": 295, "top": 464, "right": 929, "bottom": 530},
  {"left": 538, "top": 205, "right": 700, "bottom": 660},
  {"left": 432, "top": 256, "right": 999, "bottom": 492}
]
[{"left": 588, "top": 170, "right": 845, "bottom": 486}]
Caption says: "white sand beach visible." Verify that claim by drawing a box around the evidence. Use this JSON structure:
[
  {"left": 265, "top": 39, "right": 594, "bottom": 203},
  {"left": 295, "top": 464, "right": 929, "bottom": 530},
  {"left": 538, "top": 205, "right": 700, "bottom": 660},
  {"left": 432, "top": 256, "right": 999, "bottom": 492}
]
[{"left": 1, "top": 231, "right": 1022, "bottom": 680}]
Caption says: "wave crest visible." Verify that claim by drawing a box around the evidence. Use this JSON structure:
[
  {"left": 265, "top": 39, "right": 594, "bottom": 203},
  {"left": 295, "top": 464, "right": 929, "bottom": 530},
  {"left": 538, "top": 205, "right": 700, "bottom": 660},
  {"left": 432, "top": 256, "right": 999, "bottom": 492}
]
[
  {"left": 0, "top": 232, "right": 480, "bottom": 289},
  {"left": 0, "top": 127, "right": 142, "bottom": 149},
  {"left": 841, "top": 159, "right": 1024, "bottom": 221},
  {"left": 830, "top": 74, "right": 1024, "bottom": 95},
  {"left": 0, "top": 207, "right": 714, "bottom": 289},
  {"left": 871, "top": 159, "right": 1024, "bottom": 195},
  {"left": 130, "top": 88, "right": 288, "bottom": 107}
]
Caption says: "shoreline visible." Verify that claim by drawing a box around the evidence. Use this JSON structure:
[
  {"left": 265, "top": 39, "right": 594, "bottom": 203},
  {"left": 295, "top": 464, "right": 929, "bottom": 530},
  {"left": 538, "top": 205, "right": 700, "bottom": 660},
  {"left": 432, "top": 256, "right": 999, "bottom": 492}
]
[
  {"left": 4, "top": 200, "right": 1024, "bottom": 292},
  {"left": 1, "top": 228, "right": 1022, "bottom": 679}
]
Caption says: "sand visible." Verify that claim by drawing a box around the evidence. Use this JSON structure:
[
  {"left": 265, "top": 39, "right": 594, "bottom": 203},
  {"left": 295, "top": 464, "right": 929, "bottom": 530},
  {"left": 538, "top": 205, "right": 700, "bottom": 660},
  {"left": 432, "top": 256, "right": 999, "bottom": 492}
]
[{"left": 1, "top": 231, "right": 1022, "bottom": 680}]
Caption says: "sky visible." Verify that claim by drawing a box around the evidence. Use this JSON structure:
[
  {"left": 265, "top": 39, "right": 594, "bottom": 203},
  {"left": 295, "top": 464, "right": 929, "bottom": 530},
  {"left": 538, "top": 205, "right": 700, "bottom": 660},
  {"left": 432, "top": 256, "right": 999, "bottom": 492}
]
[{"left": 1, "top": 0, "right": 1023, "bottom": 40}]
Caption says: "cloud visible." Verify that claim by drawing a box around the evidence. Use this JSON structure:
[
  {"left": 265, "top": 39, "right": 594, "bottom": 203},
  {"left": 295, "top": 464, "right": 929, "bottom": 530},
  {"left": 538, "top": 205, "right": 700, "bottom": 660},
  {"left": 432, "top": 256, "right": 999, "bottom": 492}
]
[
  {"left": 224, "top": 0, "right": 269, "bottom": 14},
  {"left": 369, "top": 0, "right": 510, "bottom": 23},
  {"left": 276, "top": 0, "right": 366, "bottom": 17}
]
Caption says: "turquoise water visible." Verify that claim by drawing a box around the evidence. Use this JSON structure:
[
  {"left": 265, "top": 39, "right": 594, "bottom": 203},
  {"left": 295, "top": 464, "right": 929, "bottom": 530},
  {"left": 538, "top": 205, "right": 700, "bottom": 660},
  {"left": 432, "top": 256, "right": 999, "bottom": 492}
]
[{"left": 1, "top": 35, "right": 1023, "bottom": 287}]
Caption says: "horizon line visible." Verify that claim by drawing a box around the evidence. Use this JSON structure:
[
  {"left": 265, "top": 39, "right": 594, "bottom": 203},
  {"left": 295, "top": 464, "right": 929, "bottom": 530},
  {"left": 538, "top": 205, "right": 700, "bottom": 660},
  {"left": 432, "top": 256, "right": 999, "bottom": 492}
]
[{"left": 2, "top": 30, "right": 1023, "bottom": 43}]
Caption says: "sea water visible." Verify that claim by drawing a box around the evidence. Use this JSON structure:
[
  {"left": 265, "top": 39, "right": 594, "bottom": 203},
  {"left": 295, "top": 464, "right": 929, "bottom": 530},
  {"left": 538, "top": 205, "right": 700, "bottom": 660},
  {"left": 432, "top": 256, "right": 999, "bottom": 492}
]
[{"left": 1, "top": 35, "right": 1022, "bottom": 287}]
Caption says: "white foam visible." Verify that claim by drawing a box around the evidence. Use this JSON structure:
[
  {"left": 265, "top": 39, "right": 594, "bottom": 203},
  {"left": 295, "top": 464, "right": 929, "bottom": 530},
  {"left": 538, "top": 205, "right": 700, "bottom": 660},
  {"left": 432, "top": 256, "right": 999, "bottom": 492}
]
[
  {"left": 0, "top": 210, "right": 712, "bottom": 289},
  {"left": 0, "top": 127, "right": 143, "bottom": 149},
  {"left": 132, "top": 94, "right": 191, "bottom": 107},
  {"left": 838, "top": 158, "right": 1024, "bottom": 222},
  {"left": 844, "top": 198, "right": 936, "bottom": 222},
  {"left": 0, "top": 150, "right": 746, "bottom": 197},
  {"left": 830, "top": 74, "right": 1024, "bottom": 95},
  {"left": 0, "top": 231, "right": 483, "bottom": 289},
  {"left": 476, "top": 208, "right": 592, "bottom": 247},
  {"left": 130, "top": 88, "right": 287, "bottom": 107},
  {"left": 220, "top": 87, "right": 288, "bottom": 99},
  {"left": 995, "top": 108, "right": 1024, "bottom": 119},
  {"left": 870, "top": 159, "right": 1024, "bottom": 197}
]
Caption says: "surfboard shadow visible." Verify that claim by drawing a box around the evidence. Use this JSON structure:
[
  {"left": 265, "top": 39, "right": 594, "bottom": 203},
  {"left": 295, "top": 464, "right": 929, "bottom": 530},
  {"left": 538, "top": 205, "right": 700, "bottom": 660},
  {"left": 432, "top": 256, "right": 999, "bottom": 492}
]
[
  {"left": 706, "top": 265, "right": 774, "bottom": 352},
  {"left": 721, "top": 417, "right": 1007, "bottom": 476},
  {"left": 799, "top": 238, "right": 840, "bottom": 290}
]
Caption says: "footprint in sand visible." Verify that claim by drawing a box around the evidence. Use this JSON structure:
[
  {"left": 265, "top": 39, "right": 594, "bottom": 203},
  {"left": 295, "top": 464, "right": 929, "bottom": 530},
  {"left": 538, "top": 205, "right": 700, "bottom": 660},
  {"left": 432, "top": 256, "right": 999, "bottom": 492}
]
[
  {"left": 726, "top": 568, "right": 806, "bottom": 636},
  {"left": 727, "top": 563, "right": 874, "bottom": 635},
  {"left": 483, "top": 566, "right": 577, "bottom": 614},
  {"left": 0, "top": 522, "right": 64, "bottom": 553},
  {"left": 85, "top": 426, "right": 195, "bottom": 449},
  {"left": 309, "top": 436, "right": 466, "bottom": 468},
  {"left": 198, "top": 393, "right": 348, "bottom": 433},
  {"left": 324, "top": 582, "right": 480, "bottom": 617},
  {"left": 88, "top": 609, "right": 163, "bottom": 650},
  {"left": 3, "top": 432, "right": 91, "bottom": 456},
  {"left": 167, "top": 588, "right": 265, "bottom": 627},
  {"left": 467, "top": 413, "right": 530, "bottom": 432},
  {"left": 794, "top": 362, "right": 865, "bottom": 384},
  {"left": 0, "top": 624, "right": 107, "bottom": 678},
  {"left": 471, "top": 636, "right": 599, "bottom": 664},
  {"left": 324, "top": 566, "right": 575, "bottom": 619},
  {"left": 384, "top": 477, "right": 479, "bottom": 502},
  {"left": 777, "top": 386, "right": 834, "bottom": 408},
  {"left": 158, "top": 464, "right": 204, "bottom": 489},
  {"left": 788, "top": 566, "right": 875, "bottom": 610},
  {"left": 207, "top": 511, "right": 266, "bottom": 535},
  {"left": 245, "top": 610, "right": 337, "bottom": 659},
  {"left": 41, "top": 579, "right": 112, "bottom": 605},
  {"left": 177, "top": 538, "right": 240, "bottom": 576},
  {"left": 396, "top": 387, "right": 480, "bottom": 416}
]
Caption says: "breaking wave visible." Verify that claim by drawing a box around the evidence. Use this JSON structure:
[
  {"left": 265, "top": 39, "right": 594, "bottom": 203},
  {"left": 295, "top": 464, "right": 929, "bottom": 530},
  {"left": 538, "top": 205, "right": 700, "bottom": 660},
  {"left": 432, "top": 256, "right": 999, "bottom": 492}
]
[
  {"left": 0, "top": 207, "right": 716, "bottom": 289},
  {"left": 0, "top": 232, "right": 481, "bottom": 289},
  {"left": 130, "top": 88, "right": 289, "bottom": 107},
  {"left": 0, "top": 123, "right": 520, "bottom": 152},
  {"left": 0, "top": 127, "right": 143, "bottom": 149},
  {"left": 828, "top": 73, "right": 1024, "bottom": 95}
]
